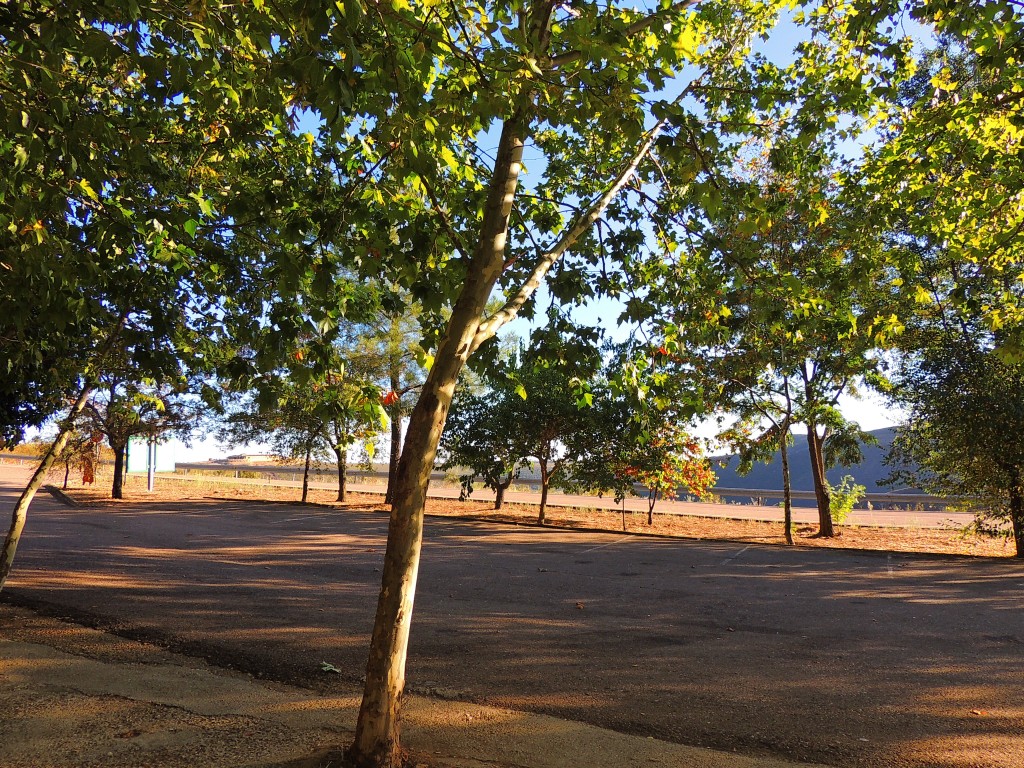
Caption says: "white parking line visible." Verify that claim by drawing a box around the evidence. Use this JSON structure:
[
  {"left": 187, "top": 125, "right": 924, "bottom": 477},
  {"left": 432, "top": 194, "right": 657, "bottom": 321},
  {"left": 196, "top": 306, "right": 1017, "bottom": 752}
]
[
  {"left": 270, "top": 514, "right": 326, "bottom": 524},
  {"left": 720, "top": 545, "right": 752, "bottom": 566},
  {"left": 580, "top": 536, "right": 633, "bottom": 554}
]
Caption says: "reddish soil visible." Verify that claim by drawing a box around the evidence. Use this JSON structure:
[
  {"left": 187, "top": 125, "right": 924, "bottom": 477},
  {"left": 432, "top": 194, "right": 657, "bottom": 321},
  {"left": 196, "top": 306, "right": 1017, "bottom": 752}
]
[{"left": 58, "top": 469, "right": 1015, "bottom": 558}]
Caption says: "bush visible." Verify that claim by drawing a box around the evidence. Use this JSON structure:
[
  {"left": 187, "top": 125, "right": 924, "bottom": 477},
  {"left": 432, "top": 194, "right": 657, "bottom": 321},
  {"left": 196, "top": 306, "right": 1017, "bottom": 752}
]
[{"left": 828, "top": 475, "right": 866, "bottom": 524}]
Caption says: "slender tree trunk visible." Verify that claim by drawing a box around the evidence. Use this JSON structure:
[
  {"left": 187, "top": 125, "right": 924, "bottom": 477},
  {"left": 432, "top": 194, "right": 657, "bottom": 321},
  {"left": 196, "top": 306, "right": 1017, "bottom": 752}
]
[
  {"left": 780, "top": 379, "right": 795, "bottom": 546},
  {"left": 780, "top": 432, "right": 794, "bottom": 546},
  {"left": 647, "top": 488, "right": 657, "bottom": 525},
  {"left": 63, "top": 462, "right": 71, "bottom": 490},
  {"left": 1, "top": 384, "right": 93, "bottom": 591},
  {"left": 537, "top": 461, "right": 550, "bottom": 525},
  {"left": 1009, "top": 469, "right": 1024, "bottom": 558},
  {"left": 384, "top": 364, "right": 403, "bottom": 506},
  {"left": 385, "top": 402, "right": 402, "bottom": 505},
  {"left": 347, "top": 349, "right": 471, "bottom": 767},
  {"left": 806, "top": 426, "right": 834, "bottom": 537},
  {"left": 347, "top": 104, "right": 536, "bottom": 768},
  {"left": 335, "top": 447, "right": 348, "bottom": 502},
  {"left": 301, "top": 443, "right": 312, "bottom": 503},
  {"left": 111, "top": 443, "right": 126, "bottom": 499}
]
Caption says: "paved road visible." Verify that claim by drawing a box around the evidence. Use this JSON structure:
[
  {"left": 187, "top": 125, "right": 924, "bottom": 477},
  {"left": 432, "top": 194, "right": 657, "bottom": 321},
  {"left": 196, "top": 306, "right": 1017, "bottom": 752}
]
[{"left": 2, "top": 465, "right": 1022, "bottom": 768}]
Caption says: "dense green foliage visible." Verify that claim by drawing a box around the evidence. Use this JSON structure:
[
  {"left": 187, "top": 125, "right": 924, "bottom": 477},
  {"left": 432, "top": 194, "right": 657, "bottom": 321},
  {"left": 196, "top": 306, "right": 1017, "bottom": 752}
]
[{"left": 888, "top": 340, "right": 1024, "bottom": 556}]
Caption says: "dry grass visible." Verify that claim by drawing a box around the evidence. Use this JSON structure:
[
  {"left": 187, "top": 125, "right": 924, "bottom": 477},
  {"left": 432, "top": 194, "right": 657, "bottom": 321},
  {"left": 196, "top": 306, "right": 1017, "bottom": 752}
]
[{"left": 54, "top": 468, "right": 1017, "bottom": 559}]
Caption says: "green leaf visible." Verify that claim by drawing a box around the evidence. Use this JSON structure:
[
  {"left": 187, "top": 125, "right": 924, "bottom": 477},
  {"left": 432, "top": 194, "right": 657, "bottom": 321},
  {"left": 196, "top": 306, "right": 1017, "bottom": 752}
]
[{"left": 78, "top": 179, "right": 100, "bottom": 201}]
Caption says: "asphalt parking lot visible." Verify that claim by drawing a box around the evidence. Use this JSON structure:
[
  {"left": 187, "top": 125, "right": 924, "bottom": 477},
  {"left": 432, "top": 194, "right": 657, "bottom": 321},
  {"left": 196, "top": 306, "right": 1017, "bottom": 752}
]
[{"left": 2, "top": 466, "right": 1022, "bottom": 767}]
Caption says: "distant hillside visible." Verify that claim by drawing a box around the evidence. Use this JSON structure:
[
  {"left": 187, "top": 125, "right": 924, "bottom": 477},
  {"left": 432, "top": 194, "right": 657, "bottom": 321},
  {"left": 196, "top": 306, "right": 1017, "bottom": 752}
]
[{"left": 712, "top": 427, "right": 914, "bottom": 494}]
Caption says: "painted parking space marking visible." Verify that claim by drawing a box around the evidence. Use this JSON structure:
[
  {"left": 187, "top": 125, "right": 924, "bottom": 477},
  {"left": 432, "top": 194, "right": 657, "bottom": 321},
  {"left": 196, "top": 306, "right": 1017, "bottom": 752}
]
[
  {"left": 580, "top": 536, "right": 633, "bottom": 554},
  {"left": 720, "top": 545, "right": 752, "bottom": 566}
]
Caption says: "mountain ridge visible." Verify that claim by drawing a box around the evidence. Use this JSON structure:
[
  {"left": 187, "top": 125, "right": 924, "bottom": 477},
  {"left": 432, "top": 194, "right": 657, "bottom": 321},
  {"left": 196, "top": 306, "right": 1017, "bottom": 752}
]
[{"left": 711, "top": 427, "right": 910, "bottom": 494}]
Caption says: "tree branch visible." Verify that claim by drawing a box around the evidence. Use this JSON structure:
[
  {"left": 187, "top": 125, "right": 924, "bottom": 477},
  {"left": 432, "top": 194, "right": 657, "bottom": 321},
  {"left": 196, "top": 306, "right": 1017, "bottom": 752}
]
[
  {"left": 549, "top": 0, "right": 698, "bottom": 68},
  {"left": 470, "top": 112, "right": 672, "bottom": 354}
]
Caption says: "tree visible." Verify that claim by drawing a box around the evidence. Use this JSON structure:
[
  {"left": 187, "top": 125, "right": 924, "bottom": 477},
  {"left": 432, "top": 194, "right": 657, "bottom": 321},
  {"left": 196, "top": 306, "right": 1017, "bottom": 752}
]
[
  {"left": 84, "top": 377, "right": 200, "bottom": 499},
  {"left": 440, "top": 338, "right": 601, "bottom": 522},
  {"left": 616, "top": 421, "right": 715, "bottom": 524},
  {"left": 440, "top": 388, "right": 526, "bottom": 511},
  {"left": 563, "top": 346, "right": 714, "bottom": 525},
  {"left": 331, "top": 3, "right": 923, "bottom": 759},
  {"left": 53, "top": 426, "right": 100, "bottom": 491},
  {"left": 870, "top": 25, "right": 1024, "bottom": 555},
  {"left": 888, "top": 339, "right": 1024, "bottom": 556},
  {"left": 348, "top": 304, "right": 429, "bottom": 505},
  {"left": 514, "top": 362, "right": 597, "bottom": 525},
  {"left": 653, "top": 142, "right": 894, "bottom": 536},
  {"left": 221, "top": 348, "right": 385, "bottom": 504}
]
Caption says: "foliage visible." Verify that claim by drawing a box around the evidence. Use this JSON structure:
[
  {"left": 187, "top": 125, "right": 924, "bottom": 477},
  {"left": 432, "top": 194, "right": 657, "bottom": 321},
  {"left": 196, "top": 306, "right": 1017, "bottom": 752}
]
[
  {"left": 83, "top": 376, "right": 201, "bottom": 497},
  {"left": 862, "top": 10, "right": 1024, "bottom": 350},
  {"left": 614, "top": 422, "right": 715, "bottom": 521},
  {"left": 827, "top": 475, "right": 866, "bottom": 524},
  {"left": 0, "top": 1, "right": 340, "bottom": 441},
  {"left": 440, "top": 387, "right": 526, "bottom": 510},
  {"left": 887, "top": 338, "right": 1024, "bottom": 556}
]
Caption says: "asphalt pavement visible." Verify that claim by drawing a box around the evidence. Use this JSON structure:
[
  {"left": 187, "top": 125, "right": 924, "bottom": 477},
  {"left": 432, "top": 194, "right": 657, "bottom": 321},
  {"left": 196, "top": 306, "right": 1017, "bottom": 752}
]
[{"left": 2, "top": 465, "right": 1022, "bottom": 768}]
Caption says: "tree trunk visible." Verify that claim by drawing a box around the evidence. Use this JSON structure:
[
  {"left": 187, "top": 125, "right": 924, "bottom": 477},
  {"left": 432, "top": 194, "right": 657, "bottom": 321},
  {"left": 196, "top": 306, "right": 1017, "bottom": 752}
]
[
  {"left": 647, "top": 488, "right": 657, "bottom": 525},
  {"left": 780, "top": 429, "right": 794, "bottom": 545},
  {"left": 1, "top": 384, "right": 93, "bottom": 591},
  {"left": 111, "top": 443, "right": 126, "bottom": 499},
  {"left": 63, "top": 462, "right": 71, "bottom": 490},
  {"left": 806, "top": 425, "right": 834, "bottom": 537},
  {"left": 335, "top": 447, "right": 348, "bottom": 502},
  {"left": 347, "top": 347, "right": 473, "bottom": 767},
  {"left": 384, "top": 365, "right": 403, "bottom": 505},
  {"left": 302, "top": 443, "right": 312, "bottom": 503},
  {"left": 537, "top": 461, "right": 550, "bottom": 525},
  {"left": 1009, "top": 469, "right": 1024, "bottom": 558},
  {"left": 347, "top": 105, "right": 535, "bottom": 768},
  {"left": 494, "top": 480, "right": 507, "bottom": 510},
  {"left": 384, "top": 408, "right": 402, "bottom": 506}
]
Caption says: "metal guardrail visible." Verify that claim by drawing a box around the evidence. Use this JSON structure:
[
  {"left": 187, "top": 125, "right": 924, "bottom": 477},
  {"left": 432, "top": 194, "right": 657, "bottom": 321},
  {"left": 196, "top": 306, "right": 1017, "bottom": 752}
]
[
  {"left": 175, "top": 463, "right": 965, "bottom": 509},
  {"left": 710, "top": 487, "right": 956, "bottom": 506},
  {"left": 174, "top": 462, "right": 449, "bottom": 483}
]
